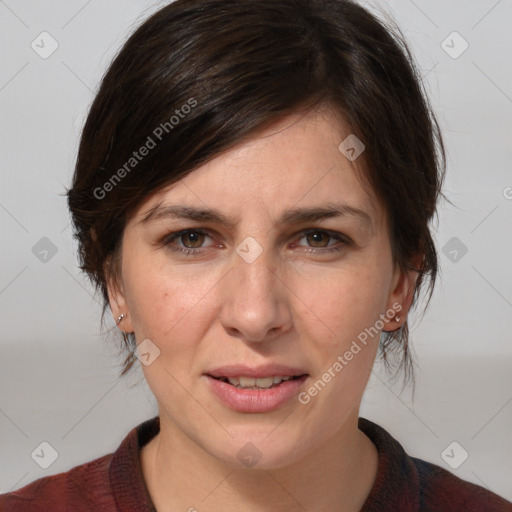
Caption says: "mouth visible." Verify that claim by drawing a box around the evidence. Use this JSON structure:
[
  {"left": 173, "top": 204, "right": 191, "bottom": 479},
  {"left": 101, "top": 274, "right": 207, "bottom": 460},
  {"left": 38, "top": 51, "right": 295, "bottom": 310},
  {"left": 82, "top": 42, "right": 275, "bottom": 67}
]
[
  {"left": 207, "top": 374, "right": 309, "bottom": 390},
  {"left": 203, "top": 368, "right": 310, "bottom": 412}
]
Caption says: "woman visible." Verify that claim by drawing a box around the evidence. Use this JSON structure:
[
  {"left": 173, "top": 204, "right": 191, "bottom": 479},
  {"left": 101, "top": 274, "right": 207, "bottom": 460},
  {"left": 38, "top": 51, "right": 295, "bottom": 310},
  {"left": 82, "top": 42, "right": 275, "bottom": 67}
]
[{"left": 1, "top": 0, "right": 511, "bottom": 510}]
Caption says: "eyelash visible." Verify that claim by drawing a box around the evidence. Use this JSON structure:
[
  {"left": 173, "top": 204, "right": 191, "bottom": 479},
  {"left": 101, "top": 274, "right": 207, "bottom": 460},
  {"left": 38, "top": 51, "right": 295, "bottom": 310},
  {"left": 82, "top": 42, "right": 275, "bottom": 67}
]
[{"left": 161, "top": 228, "right": 351, "bottom": 257}]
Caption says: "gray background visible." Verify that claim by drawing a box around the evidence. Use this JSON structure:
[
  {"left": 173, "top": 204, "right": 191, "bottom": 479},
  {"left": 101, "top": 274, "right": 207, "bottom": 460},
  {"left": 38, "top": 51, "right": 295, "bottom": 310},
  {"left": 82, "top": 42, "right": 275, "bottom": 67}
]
[{"left": 1, "top": 0, "right": 511, "bottom": 502}]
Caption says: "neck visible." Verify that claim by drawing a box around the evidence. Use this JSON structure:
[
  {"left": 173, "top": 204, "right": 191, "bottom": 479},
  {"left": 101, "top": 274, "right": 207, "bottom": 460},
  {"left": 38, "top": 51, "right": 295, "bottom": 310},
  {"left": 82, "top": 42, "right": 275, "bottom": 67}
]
[{"left": 140, "top": 413, "right": 378, "bottom": 512}]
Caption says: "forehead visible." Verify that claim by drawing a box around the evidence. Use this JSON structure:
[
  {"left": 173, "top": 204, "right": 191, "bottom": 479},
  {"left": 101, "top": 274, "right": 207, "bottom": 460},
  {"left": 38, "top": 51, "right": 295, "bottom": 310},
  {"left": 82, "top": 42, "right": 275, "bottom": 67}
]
[{"left": 132, "top": 108, "right": 386, "bottom": 231}]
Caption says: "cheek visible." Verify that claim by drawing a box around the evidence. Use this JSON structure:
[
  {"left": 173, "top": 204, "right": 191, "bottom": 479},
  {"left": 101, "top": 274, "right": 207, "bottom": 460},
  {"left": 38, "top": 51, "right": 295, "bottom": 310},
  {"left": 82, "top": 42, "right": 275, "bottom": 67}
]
[
  {"left": 123, "top": 254, "right": 220, "bottom": 342},
  {"left": 297, "top": 262, "right": 392, "bottom": 348},
  {"left": 295, "top": 267, "right": 390, "bottom": 417}
]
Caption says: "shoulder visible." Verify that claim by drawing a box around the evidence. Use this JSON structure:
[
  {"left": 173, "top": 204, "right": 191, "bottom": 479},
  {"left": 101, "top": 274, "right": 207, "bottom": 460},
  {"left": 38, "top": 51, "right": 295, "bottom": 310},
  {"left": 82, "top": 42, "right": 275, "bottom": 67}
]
[
  {"left": 358, "top": 417, "right": 512, "bottom": 512},
  {"left": 0, "top": 416, "right": 159, "bottom": 512},
  {"left": 411, "top": 456, "right": 512, "bottom": 512},
  {"left": 0, "top": 452, "right": 115, "bottom": 512}
]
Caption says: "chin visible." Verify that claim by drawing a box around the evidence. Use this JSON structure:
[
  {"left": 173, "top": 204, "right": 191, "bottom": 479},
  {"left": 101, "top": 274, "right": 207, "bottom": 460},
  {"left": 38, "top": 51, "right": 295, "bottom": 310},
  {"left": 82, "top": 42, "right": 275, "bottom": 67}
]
[{"left": 204, "top": 430, "right": 308, "bottom": 471}]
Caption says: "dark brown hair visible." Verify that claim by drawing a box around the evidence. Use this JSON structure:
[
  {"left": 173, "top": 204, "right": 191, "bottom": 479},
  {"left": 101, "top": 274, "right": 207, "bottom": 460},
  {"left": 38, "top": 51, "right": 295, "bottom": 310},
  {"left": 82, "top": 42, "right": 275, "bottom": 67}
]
[{"left": 66, "top": 0, "right": 445, "bottom": 389}]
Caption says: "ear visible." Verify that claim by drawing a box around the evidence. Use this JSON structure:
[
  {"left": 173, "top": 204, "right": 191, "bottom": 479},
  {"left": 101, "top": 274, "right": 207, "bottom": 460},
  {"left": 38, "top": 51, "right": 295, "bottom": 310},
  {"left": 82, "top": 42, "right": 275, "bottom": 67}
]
[
  {"left": 104, "top": 255, "right": 134, "bottom": 333},
  {"left": 382, "top": 254, "right": 422, "bottom": 332}
]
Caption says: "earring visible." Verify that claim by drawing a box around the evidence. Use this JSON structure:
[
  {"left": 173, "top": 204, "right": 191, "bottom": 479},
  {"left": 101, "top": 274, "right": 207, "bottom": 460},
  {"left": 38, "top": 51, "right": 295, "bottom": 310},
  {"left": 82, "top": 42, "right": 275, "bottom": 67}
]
[
  {"left": 116, "top": 313, "right": 125, "bottom": 326},
  {"left": 395, "top": 315, "right": 401, "bottom": 323}
]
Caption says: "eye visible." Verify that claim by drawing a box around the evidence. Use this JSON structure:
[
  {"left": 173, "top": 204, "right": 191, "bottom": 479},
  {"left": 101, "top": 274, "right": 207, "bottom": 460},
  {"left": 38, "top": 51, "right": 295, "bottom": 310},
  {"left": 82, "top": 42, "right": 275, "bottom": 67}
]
[
  {"left": 294, "top": 229, "right": 350, "bottom": 254},
  {"left": 161, "top": 229, "right": 216, "bottom": 256}
]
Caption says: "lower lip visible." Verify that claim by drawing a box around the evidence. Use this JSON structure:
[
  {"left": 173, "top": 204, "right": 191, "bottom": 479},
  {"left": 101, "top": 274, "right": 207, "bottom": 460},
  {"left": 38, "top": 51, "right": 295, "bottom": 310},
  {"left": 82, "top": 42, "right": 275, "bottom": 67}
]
[{"left": 203, "top": 375, "right": 309, "bottom": 413}]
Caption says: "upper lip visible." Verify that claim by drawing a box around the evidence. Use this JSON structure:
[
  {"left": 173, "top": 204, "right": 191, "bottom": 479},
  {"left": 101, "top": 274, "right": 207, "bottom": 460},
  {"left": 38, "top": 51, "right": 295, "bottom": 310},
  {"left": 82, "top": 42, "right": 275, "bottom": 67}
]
[{"left": 206, "top": 364, "right": 309, "bottom": 379}]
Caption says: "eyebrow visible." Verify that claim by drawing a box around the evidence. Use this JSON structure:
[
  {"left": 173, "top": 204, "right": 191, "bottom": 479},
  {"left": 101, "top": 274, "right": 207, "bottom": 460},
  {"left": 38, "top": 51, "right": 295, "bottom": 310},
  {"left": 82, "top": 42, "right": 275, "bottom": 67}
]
[{"left": 138, "top": 201, "right": 373, "bottom": 230}]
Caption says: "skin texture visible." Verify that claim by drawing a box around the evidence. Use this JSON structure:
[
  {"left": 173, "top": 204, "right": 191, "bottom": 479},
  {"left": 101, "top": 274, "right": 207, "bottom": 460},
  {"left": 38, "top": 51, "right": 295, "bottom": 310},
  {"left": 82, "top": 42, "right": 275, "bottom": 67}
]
[{"left": 106, "top": 107, "right": 419, "bottom": 512}]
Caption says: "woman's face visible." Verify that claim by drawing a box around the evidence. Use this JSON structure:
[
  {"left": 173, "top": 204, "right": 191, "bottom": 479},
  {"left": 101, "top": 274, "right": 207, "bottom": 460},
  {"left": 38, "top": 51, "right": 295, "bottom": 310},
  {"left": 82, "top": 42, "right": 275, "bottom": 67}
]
[{"left": 108, "top": 108, "right": 416, "bottom": 469}]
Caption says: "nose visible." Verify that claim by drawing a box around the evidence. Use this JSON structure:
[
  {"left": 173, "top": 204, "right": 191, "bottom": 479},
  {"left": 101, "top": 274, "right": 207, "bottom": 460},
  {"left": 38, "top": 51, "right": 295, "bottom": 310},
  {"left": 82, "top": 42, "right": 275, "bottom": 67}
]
[{"left": 220, "top": 241, "right": 292, "bottom": 343}]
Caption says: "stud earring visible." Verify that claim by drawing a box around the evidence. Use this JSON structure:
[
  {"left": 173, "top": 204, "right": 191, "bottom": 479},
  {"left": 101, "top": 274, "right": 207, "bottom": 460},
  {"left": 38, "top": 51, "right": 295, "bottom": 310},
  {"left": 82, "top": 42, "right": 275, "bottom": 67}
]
[
  {"left": 116, "top": 313, "right": 125, "bottom": 326},
  {"left": 395, "top": 315, "right": 401, "bottom": 323}
]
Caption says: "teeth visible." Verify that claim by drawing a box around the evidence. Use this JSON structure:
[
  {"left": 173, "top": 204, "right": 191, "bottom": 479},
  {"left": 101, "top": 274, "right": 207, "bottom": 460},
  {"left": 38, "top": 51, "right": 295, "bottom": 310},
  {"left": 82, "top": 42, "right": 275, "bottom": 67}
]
[{"left": 226, "top": 375, "right": 293, "bottom": 389}]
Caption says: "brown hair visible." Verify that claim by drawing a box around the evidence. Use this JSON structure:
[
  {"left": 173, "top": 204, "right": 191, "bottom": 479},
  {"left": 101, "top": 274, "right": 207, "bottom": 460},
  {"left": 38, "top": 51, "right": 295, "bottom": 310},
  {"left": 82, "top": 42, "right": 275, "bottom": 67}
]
[{"left": 66, "top": 0, "right": 445, "bottom": 389}]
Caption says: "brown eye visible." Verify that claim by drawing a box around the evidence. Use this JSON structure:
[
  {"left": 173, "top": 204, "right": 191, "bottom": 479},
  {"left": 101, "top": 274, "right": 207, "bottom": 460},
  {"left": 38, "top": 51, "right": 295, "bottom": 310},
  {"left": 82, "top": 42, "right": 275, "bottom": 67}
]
[
  {"left": 305, "top": 231, "right": 332, "bottom": 248},
  {"left": 295, "top": 229, "right": 351, "bottom": 255},
  {"left": 162, "top": 229, "right": 214, "bottom": 255},
  {"left": 180, "top": 230, "right": 206, "bottom": 248}
]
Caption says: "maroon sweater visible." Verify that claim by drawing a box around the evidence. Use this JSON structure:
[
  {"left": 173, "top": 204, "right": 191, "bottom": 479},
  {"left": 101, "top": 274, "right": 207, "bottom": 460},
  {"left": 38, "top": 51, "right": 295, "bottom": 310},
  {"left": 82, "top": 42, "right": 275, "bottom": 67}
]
[{"left": 1, "top": 416, "right": 511, "bottom": 511}]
